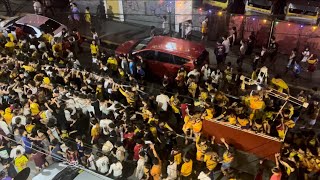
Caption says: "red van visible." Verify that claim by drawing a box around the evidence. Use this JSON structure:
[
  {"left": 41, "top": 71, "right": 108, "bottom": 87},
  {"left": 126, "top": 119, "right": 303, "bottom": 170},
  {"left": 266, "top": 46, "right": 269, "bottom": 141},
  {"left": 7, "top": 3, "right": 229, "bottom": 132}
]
[{"left": 115, "top": 36, "right": 209, "bottom": 78}]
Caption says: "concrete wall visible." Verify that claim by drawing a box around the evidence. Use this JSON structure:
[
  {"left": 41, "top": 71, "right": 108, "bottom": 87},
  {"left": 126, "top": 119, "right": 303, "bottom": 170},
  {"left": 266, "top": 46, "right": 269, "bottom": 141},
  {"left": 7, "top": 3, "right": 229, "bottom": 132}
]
[{"left": 122, "top": 0, "right": 175, "bottom": 29}]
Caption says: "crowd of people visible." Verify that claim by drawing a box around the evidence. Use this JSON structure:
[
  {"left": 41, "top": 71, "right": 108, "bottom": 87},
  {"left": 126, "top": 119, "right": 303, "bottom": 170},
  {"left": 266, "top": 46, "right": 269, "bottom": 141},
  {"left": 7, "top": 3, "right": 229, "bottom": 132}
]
[{"left": 0, "top": 6, "right": 318, "bottom": 180}]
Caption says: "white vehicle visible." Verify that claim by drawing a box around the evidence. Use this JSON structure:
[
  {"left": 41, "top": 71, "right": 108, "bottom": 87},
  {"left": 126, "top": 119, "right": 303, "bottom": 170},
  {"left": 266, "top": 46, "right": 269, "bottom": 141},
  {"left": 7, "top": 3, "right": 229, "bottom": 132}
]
[
  {"left": 0, "top": 14, "right": 67, "bottom": 38},
  {"left": 33, "top": 163, "right": 112, "bottom": 180}
]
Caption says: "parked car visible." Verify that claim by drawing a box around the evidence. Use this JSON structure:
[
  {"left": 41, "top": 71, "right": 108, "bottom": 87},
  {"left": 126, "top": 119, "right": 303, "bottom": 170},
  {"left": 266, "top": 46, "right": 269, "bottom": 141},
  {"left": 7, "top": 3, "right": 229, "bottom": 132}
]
[
  {"left": 115, "top": 36, "right": 209, "bottom": 79},
  {"left": 32, "top": 163, "right": 112, "bottom": 180},
  {"left": 0, "top": 14, "right": 67, "bottom": 38}
]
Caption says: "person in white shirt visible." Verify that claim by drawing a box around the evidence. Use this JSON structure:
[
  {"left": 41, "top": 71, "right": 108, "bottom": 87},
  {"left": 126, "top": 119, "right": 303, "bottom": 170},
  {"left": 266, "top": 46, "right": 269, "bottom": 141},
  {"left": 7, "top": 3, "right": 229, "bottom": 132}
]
[
  {"left": 84, "top": 149, "right": 96, "bottom": 171},
  {"left": 102, "top": 138, "right": 114, "bottom": 154},
  {"left": 222, "top": 35, "right": 230, "bottom": 56},
  {"left": 201, "top": 63, "right": 211, "bottom": 81},
  {"left": 187, "top": 69, "right": 200, "bottom": 82},
  {"left": 156, "top": 91, "right": 170, "bottom": 112},
  {"left": 114, "top": 142, "right": 126, "bottom": 162},
  {"left": 185, "top": 20, "right": 192, "bottom": 40},
  {"left": 10, "top": 143, "right": 25, "bottom": 159},
  {"left": 100, "top": 118, "right": 113, "bottom": 135},
  {"left": 260, "top": 45, "right": 267, "bottom": 65},
  {"left": 165, "top": 157, "right": 177, "bottom": 180},
  {"left": 91, "top": 29, "right": 100, "bottom": 45},
  {"left": 135, "top": 151, "right": 145, "bottom": 179},
  {"left": 11, "top": 115, "right": 27, "bottom": 127},
  {"left": 96, "top": 152, "right": 109, "bottom": 174},
  {"left": 222, "top": 36, "right": 230, "bottom": 61},
  {"left": 198, "top": 169, "right": 211, "bottom": 180},
  {"left": 0, "top": 119, "right": 10, "bottom": 135},
  {"left": 23, "top": 103, "right": 31, "bottom": 116},
  {"left": 301, "top": 47, "right": 311, "bottom": 62},
  {"left": 211, "top": 69, "right": 223, "bottom": 87},
  {"left": 162, "top": 16, "right": 170, "bottom": 35},
  {"left": 33, "top": 0, "right": 43, "bottom": 15},
  {"left": 107, "top": 159, "right": 123, "bottom": 178},
  {"left": 100, "top": 100, "right": 122, "bottom": 119},
  {"left": 38, "top": 40, "right": 47, "bottom": 51}
]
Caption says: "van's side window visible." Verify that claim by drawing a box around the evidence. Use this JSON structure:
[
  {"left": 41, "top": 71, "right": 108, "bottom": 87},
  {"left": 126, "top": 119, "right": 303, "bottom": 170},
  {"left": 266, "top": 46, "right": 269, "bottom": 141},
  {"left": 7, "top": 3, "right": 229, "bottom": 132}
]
[
  {"left": 139, "top": 50, "right": 155, "bottom": 60},
  {"left": 155, "top": 51, "right": 174, "bottom": 63},
  {"left": 173, "top": 56, "right": 188, "bottom": 65},
  {"left": 22, "top": 25, "right": 37, "bottom": 36}
]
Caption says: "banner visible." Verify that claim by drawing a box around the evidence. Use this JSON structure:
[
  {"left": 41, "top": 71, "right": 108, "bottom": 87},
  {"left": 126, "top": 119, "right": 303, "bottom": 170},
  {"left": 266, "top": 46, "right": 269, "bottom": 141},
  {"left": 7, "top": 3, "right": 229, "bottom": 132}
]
[{"left": 203, "top": 120, "right": 282, "bottom": 161}]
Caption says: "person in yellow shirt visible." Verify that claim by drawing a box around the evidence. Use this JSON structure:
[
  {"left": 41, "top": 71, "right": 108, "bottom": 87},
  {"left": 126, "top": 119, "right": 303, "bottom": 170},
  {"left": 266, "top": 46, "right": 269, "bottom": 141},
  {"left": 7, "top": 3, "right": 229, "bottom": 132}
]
[
  {"left": 29, "top": 96, "right": 40, "bottom": 116},
  {"left": 5, "top": 37, "right": 15, "bottom": 53},
  {"left": 48, "top": 33, "right": 54, "bottom": 43},
  {"left": 14, "top": 150, "right": 29, "bottom": 172},
  {"left": 149, "top": 122, "right": 158, "bottom": 138},
  {"left": 225, "top": 110, "right": 237, "bottom": 125},
  {"left": 192, "top": 117, "right": 203, "bottom": 135},
  {"left": 203, "top": 103, "right": 215, "bottom": 120},
  {"left": 180, "top": 156, "right": 193, "bottom": 179},
  {"left": 3, "top": 107, "right": 13, "bottom": 125},
  {"left": 22, "top": 65, "right": 35, "bottom": 72},
  {"left": 150, "top": 158, "right": 161, "bottom": 180},
  {"left": 140, "top": 101, "right": 152, "bottom": 121},
  {"left": 198, "top": 86, "right": 208, "bottom": 101},
  {"left": 220, "top": 138, "right": 234, "bottom": 175},
  {"left": 107, "top": 56, "right": 118, "bottom": 72},
  {"left": 237, "top": 114, "right": 250, "bottom": 129},
  {"left": 201, "top": 17, "right": 208, "bottom": 41},
  {"left": 90, "top": 119, "right": 100, "bottom": 144},
  {"left": 25, "top": 119, "right": 35, "bottom": 134},
  {"left": 182, "top": 114, "right": 194, "bottom": 136},
  {"left": 52, "top": 42, "right": 62, "bottom": 57},
  {"left": 169, "top": 93, "right": 180, "bottom": 115},
  {"left": 195, "top": 135, "right": 207, "bottom": 161},
  {"left": 188, "top": 81, "right": 197, "bottom": 98},
  {"left": 282, "top": 109, "right": 295, "bottom": 129},
  {"left": 307, "top": 54, "right": 318, "bottom": 75},
  {"left": 158, "top": 121, "right": 174, "bottom": 132},
  {"left": 84, "top": 7, "right": 91, "bottom": 25},
  {"left": 118, "top": 67, "right": 126, "bottom": 80},
  {"left": 171, "top": 146, "right": 182, "bottom": 166},
  {"left": 271, "top": 76, "right": 289, "bottom": 94},
  {"left": 147, "top": 114, "right": 158, "bottom": 125},
  {"left": 8, "top": 32, "right": 15, "bottom": 42},
  {"left": 90, "top": 40, "right": 99, "bottom": 55},
  {"left": 204, "top": 149, "right": 219, "bottom": 172},
  {"left": 43, "top": 76, "right": 50, "bottom": 85},
  {"left": 150, "top": 144, "right": 161, "bottom": 180},
  {"left": 118, "top": 85, "right": 136, "bottom": 107}
]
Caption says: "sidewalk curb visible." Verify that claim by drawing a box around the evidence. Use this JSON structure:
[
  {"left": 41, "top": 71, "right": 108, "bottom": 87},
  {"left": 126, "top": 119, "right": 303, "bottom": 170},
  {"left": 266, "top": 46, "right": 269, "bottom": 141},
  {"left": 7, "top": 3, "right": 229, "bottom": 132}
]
[{"left": 82, "top": 35, "right": 120, "bottom": 49}]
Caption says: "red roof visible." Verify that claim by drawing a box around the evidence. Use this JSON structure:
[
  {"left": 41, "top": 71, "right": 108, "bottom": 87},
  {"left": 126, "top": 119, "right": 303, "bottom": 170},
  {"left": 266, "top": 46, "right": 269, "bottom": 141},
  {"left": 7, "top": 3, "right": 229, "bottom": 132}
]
[{"left": 145, "top": 36, "right": 206, "bottom": 60}]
